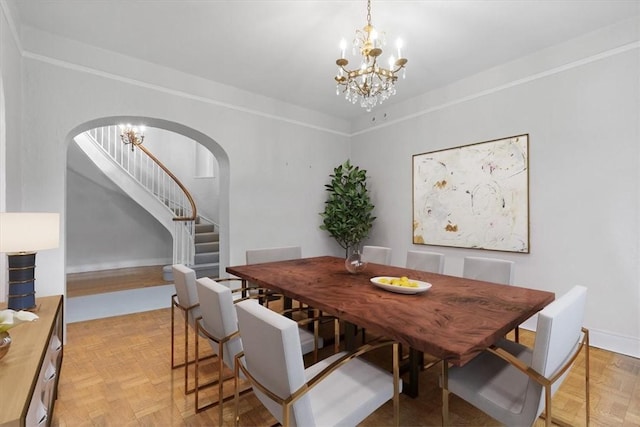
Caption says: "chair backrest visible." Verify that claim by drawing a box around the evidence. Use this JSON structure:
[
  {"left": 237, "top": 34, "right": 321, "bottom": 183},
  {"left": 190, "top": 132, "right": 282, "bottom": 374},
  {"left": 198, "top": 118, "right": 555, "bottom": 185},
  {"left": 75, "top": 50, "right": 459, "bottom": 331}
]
[
  {"left": 246, "top": 246, "right": 302, "bottom": 264},
  {"left": 236, "top": 300, "right": 313, "bottom": 427},
  {"left": 195, "top": 277, "right": 243, "bottom": 370},
  {"left": 172, "top": 264, "right": 200, "bottom": 325},
  {"left": 523, "top": 285, "right": 587, "bottom": 421},
  {"left": 362, "top": 245, "right": 392, "bottom": 265},
  {"left": 462, "top": 256, "right": 514, "bottom": 285},
  {"left": 406, "top": 250, "right": 444, "bottom": 273}
]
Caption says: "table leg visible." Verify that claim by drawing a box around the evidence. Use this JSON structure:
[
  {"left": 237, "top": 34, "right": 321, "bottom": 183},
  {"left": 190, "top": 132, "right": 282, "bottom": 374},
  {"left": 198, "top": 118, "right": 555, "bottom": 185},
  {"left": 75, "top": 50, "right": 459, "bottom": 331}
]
[
  {"left": 283, "top": 296, "right": 292, "bottom": 318},
  {"left": 401, "top": 347, "right": 421, "bottom": 398},
  {"left": 442, "top": 361, "right": 449, "bottom": 426},
  {"left": 344, "top": 321, "right": 357, "bottom": 351}
]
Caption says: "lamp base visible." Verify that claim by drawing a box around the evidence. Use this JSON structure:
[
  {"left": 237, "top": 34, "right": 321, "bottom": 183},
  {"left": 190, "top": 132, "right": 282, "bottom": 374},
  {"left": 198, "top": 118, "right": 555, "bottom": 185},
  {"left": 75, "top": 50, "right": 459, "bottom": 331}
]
[{"left": 7, "top": 253, "right": 37, "bottom": 311}]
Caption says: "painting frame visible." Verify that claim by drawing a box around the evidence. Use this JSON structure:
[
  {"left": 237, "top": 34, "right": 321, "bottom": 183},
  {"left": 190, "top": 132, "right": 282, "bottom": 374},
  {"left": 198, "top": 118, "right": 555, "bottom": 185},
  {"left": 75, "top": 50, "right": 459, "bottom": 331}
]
[{"left": 412, "top": 134, "right": 530, "bottom": 253}]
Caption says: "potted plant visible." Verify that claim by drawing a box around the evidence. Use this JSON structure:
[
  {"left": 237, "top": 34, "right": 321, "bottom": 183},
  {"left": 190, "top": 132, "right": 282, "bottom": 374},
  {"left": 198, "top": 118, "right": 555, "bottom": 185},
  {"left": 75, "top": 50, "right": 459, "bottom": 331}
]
[{"left": 320, "top": 160, "right": 376, "bottom": 271}]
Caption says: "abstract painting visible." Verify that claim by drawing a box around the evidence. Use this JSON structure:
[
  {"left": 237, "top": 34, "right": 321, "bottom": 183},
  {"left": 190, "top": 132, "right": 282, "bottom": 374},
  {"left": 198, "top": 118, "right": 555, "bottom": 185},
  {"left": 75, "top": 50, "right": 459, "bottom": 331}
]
[{"left": 412, "top": 134, "right": 529, "bottom": 253}]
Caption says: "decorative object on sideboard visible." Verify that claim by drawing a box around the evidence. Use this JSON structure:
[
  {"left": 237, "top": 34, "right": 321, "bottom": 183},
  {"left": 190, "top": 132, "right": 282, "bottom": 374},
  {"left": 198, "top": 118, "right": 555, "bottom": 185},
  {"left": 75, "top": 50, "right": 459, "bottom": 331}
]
[
  {"left": 334, "top": 0, "right": 408, "bottom": 111},
  {"left": 0, "top": 212, "right": 60, "bottom": 310},
  {"left": 0, "top": 309, "right": 39, "bottom": 361}
]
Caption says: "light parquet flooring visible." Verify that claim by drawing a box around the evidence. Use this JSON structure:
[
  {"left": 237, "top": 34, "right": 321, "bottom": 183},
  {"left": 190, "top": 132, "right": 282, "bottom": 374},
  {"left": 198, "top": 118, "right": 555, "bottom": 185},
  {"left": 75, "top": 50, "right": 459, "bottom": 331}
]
[
  {"left": 51, "top": 305, "right": 640, "bottom": 427},
  {"left": 66, "top": 266, "right": 170, "bottom": 298}
]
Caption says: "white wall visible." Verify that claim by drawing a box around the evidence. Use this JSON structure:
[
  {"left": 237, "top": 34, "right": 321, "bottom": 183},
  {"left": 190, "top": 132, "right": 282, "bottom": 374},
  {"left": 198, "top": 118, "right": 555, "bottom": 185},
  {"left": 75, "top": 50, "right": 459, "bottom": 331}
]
[
  {"left": 66, "top": 142, "right": 173, "bottom": 272},
  {"left": 0, "top": 2, "right": 25, "bottom": 302},
  {"left": 11, "top": 24, "right": 349, "bottom": 303},
  {"left": 351, "top": 19, "right": 640, "bottom": 357}
]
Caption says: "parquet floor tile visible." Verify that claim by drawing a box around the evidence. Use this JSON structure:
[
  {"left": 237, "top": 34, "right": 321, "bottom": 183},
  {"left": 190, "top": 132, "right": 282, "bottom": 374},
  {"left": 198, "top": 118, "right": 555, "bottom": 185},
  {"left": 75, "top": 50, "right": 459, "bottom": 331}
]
[{"left": 51, "top": 306, "right": 639, "bottom": 426}]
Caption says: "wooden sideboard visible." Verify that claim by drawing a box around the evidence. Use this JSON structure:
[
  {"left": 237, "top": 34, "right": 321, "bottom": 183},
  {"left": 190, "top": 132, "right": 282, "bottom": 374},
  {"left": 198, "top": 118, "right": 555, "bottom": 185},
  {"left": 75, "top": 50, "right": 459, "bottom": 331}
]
[{"left": 0, "top": 295, "right": 63, "bottom": 427}]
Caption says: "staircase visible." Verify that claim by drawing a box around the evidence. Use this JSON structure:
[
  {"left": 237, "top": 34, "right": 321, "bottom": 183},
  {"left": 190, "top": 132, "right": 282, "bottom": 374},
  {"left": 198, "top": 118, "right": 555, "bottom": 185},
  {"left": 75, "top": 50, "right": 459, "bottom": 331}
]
[
  {"left": 76, "top": 125, "right": 221, "bottom": 280},
  {"left": 162, "top": 220, "right": 220, "bottom": 281}
]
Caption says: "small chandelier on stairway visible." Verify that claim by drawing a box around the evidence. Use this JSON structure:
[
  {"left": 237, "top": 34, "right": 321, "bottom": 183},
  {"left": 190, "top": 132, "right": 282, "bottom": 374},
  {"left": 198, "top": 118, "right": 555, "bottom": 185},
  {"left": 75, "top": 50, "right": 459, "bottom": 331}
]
[
  {"left": 334, "top": 0, "right": 408, "bottom": 112},
  {"left": 119, "top": 124, "right": 145, "bottom": 151}
]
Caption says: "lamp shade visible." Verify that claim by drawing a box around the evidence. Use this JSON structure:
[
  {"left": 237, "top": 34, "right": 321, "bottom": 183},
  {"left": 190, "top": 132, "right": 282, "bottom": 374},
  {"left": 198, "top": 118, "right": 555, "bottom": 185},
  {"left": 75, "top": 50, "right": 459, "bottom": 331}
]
[{"left": 0, "top": 213, "right": 60, "bottom": 253}]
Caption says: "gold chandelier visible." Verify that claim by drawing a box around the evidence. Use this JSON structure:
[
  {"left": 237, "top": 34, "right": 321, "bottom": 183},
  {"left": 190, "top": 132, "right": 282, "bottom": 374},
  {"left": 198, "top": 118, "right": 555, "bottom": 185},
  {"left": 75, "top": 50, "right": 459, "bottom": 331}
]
[
  {"left": 119, "top": 124, "right": 145, "bottom": 151},
  {"left": 335, "top": 0, "right": 408, "bottom": 112}
]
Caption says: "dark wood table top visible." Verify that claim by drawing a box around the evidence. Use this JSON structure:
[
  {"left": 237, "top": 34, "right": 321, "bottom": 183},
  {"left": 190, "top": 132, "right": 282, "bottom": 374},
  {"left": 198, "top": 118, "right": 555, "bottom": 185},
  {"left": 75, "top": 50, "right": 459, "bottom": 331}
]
[{"left": 227, "top": 256, "right": 554, "bottom": 366}]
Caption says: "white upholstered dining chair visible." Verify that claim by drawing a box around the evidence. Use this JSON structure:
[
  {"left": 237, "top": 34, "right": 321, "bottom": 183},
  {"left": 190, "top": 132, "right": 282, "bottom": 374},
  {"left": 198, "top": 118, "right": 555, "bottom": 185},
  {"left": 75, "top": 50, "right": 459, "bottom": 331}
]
[
  {"left": 246, "top": 245, "right": 302, "bottom": 264},
  {"left": 359, "top": 245, "right": 393, "bottom": 342},
  {"left": 463, "top": 256, "right": 518, "bottom": 340},
  {"left": 406, "top": 250, "right": 445, "bottom": 273},
  {"left": 404, "top": 250, "right": 446, "bottom": 368},
  {"left": 245, "top": 246, "right": 302, "bottom": 305},
  {"left": 362, "top": 245, "right": 392, "bottom": 265},
  {"left": 245, "top": 244, "right": 338, "bottom": 344},
  {"left": 171, "top": 263, "right": 208, "bottom": 394},
  {"left": 194, "top": 277, "right": 245, "bottom": 423},
  {"left": 442, "top": 285, "right": 589, "bottom": 427},
  {"left": 195, "top": 277, "right": 327, "bottom": 424},
  {"left": 463, "top": 256, "right": 514, "bottom": 284},
  {"left": 234, "top": 299, "right": 401, "bottom": 427}
]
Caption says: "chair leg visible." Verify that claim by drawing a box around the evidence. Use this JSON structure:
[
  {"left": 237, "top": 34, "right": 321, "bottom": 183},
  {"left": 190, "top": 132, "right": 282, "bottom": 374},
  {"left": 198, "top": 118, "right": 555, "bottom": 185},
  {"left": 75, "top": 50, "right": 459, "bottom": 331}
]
[
  {"left": 184, "top": 313, "right": 191, "bottom": 393},
  {"left": 393, "top": 342, "right": 400, "bottom": 427},
  {"left": 171, "top": 296, "right": 190, "bottom": 370},
  {"left": 173, "top": 298, "right": 215, "bottom": 394},
  {"left": 194, "top": 327, "right": 223, "bottom": 414},
  {"left": 171, "top": 297, "right": 177, "bottom": 368},
  {"left": 234, "top": 362, "right": 240, "bottom": 427},
  {"left": 585, "top": 329, "right": 590, "bottom": 426},
  {"left": 195, "top": 327, "right": 202, "bottom": 408},
  {"left": 216, "top": 345, "right": 224, "bottom": 426},
  {"left": 313, "top": 317, "right": 319, "bottom": 364},
  {"left": 441, "top": 362, "right": 449, "bottom": 426},
  {"left": 544, "top": 384, "right": 552, "bottom": 427}
]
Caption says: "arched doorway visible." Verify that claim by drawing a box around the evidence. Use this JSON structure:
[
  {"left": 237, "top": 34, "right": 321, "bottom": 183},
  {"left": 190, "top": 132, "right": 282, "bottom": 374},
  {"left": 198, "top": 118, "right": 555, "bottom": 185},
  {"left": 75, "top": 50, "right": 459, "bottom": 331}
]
[{"left": 64, "top": 116, "right": 229, "bottom": 320}]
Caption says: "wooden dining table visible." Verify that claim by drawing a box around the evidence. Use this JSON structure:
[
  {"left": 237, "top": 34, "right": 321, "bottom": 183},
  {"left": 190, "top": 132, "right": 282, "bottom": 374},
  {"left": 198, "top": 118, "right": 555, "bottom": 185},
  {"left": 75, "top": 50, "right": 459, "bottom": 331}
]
[{"left": 227, "top": 255, "right": 554, "bottom": 397}]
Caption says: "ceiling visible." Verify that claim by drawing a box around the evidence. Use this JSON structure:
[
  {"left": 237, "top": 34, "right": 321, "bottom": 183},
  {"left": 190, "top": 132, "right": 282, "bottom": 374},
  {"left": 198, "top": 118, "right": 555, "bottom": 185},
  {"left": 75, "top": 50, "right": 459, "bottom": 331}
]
[{"left": 11, "top": 0, "right": 640, "bottom": 121}]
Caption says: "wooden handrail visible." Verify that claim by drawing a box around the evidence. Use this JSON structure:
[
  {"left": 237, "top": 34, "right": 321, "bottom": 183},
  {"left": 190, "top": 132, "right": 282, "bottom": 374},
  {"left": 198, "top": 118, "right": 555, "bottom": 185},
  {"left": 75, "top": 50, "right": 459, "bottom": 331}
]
[{"left": 136, "top": 144, "right": 197, "bottom": 221}]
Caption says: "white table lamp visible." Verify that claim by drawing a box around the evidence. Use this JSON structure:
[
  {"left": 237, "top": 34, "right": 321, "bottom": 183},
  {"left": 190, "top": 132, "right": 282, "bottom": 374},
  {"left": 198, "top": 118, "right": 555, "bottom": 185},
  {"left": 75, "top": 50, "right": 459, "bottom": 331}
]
[{"left": 0, "top": 212, "right": 60, "bottom": 310}]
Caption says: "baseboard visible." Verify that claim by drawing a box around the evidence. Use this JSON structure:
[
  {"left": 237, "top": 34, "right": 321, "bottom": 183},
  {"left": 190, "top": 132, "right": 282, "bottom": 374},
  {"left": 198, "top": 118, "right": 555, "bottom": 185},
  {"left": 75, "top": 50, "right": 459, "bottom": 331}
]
[
  {"left": 519, "top": 315, "right": 639, "bottom": 359},
  {"left": 66, "top": 258, "right": 172, "bottom": 274},
  {"left": 588, "top": 328, "right": 640, "bottom": 359}
]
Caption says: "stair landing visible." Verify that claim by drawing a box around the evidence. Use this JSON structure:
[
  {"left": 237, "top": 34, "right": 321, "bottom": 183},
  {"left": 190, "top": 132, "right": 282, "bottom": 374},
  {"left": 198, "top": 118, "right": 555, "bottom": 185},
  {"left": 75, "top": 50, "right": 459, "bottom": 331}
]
[{"left": 67, "top": 266, "right": 171, "bottom": 298}]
